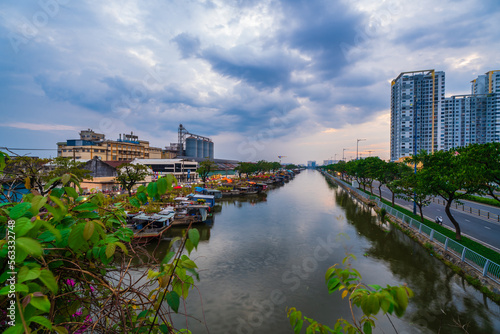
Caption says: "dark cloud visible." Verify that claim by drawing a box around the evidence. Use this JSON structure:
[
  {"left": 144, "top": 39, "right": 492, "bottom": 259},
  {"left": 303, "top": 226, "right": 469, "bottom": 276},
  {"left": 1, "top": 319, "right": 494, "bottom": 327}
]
[
  {"left": 276, "top": 0, "right": 364, "bottom": 78},
  {"left": 201, "top": 45, "right": 296, "bottom": 89},
  {"left": 393, "top": 1, "right": 500, "bottom": 50},
  {"left": 171, "top": 33, "right": 201, "bottom": 59}
]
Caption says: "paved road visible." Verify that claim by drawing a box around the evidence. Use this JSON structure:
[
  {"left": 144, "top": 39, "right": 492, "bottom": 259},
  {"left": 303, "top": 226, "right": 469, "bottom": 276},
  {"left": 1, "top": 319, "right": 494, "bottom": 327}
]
[{"left": 368, "top": 181, "right": 500, "bottom": 250}]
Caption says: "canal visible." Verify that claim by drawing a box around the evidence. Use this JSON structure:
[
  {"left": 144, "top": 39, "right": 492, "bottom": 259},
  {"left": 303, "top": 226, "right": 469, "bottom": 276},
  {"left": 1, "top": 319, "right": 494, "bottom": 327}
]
[{"left": 164, "top": 170, "right": 500, "bottom": 333}]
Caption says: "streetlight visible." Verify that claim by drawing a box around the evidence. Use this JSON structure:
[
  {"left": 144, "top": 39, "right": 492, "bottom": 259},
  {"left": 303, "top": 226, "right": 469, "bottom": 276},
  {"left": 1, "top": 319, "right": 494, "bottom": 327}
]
[
  {"left": 342, "top": 148, "right": 347, "bottom": 161},
  {"left": 334, "top": 153, "right": 337, "bottom": 162},
  {"left": 356, "top": 138, "right": 366, "bottom": 160}
]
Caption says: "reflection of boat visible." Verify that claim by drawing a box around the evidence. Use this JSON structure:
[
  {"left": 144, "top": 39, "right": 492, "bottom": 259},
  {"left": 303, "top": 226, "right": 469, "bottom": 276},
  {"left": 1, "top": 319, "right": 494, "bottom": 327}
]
[
  {"left": 237, "top": 187, "right": 258, "bottom": 195},
  {"left": 128, "top": 212, "right": 175, "bottom": 241},
  {"left": 221, "top": 189, "right": 240, "bottom": 197}
]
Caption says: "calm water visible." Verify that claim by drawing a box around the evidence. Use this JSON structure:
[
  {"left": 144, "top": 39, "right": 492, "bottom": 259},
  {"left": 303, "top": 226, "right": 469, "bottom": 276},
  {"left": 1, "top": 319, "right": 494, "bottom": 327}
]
[{"left": 158, "top": 170, "right": 500, "bottom": 333}]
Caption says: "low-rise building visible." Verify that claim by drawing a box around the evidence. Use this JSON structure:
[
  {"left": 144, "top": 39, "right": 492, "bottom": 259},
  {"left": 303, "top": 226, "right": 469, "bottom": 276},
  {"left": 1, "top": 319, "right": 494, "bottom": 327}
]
[{"left": 57, "top": 129, "right": 162, "bottom": 161}]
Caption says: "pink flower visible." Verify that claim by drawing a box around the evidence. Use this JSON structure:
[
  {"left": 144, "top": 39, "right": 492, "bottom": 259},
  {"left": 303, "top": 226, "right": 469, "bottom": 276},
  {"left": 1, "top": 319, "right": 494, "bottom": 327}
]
[{"left": 65, "top": 279, "right": 76, "bottom": 287}]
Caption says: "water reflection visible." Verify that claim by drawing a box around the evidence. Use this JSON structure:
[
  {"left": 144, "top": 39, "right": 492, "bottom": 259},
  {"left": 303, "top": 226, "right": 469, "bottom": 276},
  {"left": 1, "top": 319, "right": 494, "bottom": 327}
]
[
  {"left": 145, "top": 171, "right": 500, "bottom": 334},
  {"left": 335, "top": 188, "right": 498, "bottom": 333}
]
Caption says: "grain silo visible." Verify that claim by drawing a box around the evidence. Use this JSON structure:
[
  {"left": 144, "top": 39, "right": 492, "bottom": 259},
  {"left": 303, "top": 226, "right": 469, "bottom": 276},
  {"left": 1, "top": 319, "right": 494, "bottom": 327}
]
[
  {"left": 196, "top": 139, "right": 203, "bottom": 158},
  {"left": 203, "top": 140, "right": 209, "bottom": 159},
  {"left": 185, "top": 137, "right": 197, "bottom": 158},
  {"left": 209, "top": 141, "right": 214, "bottom": 159}
]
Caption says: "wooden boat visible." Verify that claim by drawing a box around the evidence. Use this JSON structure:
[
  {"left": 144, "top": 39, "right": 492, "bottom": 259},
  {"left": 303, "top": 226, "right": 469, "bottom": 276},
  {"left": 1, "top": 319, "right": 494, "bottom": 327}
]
[
  {"left": 171, "top": 204, "right": 211, "bottom": 226},
  {"left": 128, "top": 212, "right": 175, "bottom": 240}
]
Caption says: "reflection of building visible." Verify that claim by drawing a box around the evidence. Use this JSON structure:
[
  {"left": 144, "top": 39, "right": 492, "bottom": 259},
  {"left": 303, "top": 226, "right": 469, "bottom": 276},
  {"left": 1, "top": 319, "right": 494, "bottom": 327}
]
[
  {"left": 57, "top": 129, "right": 162, "bottom": 161},
  {"left": 391, "top": 70, "right": 500, "bottom": 161}
]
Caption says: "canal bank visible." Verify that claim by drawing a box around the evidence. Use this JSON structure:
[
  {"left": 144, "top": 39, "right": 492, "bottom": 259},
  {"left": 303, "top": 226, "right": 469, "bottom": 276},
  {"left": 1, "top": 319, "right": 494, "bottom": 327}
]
[
  {"left": 165, "top": 170, "right": 500, "bottom": 333},
  {"left": 322, "top": 170, "right": 500, "bottom": 302}
]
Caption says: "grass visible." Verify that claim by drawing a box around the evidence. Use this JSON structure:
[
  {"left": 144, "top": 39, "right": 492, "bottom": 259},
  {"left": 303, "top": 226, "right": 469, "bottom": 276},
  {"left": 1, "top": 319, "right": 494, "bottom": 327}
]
[
  {"left": 375, "top": 195, "right": 500, "bottom": 265},
  {"left": 462, "top": 194, "right": 500, "bottom": 208},
  {"left": 327, "top": 173, "right": 500, "bottom": 264}
]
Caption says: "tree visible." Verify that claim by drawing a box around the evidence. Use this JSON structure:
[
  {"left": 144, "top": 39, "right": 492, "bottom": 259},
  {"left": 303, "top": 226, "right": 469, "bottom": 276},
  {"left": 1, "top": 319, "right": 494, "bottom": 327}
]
[
  {"left": 377, "top": 162, "right": 411, "bottom": 206},
  {"left": 285, "top": 164, "right": 298, "bottom": 170},
  {"left": 46, "top": 156, "right": 92, "bottom": 185},
  {"left": 1, "top": 156, "right": 91, "bottom": 198},
  {"left": 116, "top": 162, "right": 150, "bottom": 196},
  {"left": 414, "top": 150, "right": 480, "bottom": 240},
  {"left": 353, "top": 157, "right": 383, "bottom": 193},
  {"left": 234, "top": 162, "right": 256, "bottom": 178},
  {"left": 197, "top": 159, "right": 217, "bottom": 183},
  {"left": 462, "top": 143, "right": 500, "bottom": 203},
  {"left": 393, "top": 171, "right": 432, "bottom": 223},
  {"left": 0, "top": 152, "right": 201, "bottom": 333}
]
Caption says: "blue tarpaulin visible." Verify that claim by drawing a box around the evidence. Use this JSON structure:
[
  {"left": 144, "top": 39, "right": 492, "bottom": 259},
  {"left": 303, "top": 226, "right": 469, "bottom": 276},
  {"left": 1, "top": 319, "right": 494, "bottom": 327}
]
[{"left": 195, "top": 187, "right": 205, "bottom": 192}]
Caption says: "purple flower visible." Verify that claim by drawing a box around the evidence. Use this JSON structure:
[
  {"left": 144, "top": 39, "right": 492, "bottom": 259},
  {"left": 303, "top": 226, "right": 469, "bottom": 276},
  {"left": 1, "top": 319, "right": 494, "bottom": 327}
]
[{"left": 65, "top": 279, "right": 76, "bottom": 287}]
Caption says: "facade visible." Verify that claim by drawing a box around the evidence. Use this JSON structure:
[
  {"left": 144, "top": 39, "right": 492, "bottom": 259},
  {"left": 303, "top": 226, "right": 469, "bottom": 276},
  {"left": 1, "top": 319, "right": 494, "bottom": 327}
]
[
  {"left": 307, "top": 161, "right": 317, "bottom": 168},
  {"left": 57, "top": 129, "right": 162, "bottom": 161},
  {"left": 391, "top": 70, "right": 500, "bottom": 161},
  {"left": 131, "top": 159, "right": 199, "bottom": 182},
  {"left": 390, "top": 70, "right": 445, "bottom": 161}
]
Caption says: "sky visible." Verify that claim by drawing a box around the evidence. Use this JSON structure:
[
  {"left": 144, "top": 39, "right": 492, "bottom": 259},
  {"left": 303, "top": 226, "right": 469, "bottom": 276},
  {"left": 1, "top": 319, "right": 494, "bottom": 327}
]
[{"left": 1, "top": 0, "right": 500, "bottom": 164}]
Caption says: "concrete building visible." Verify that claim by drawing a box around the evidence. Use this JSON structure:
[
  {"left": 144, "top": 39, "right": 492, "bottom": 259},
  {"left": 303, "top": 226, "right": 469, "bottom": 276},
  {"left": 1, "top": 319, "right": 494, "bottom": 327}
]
[
  {"left": 390, "top": 70, "right": 445, "bottom": 161},
  {"left": 391, "top": 69, "right": 500, "bottom": 161},
  {"left": 131, "top": 159, "right": 199, "bottom": 182},
  {"left": 307, "top": 161, "right": 317, "bottom": 168},
  {"left": 57, "top": 129, "right": 162, "bottom": 161}
]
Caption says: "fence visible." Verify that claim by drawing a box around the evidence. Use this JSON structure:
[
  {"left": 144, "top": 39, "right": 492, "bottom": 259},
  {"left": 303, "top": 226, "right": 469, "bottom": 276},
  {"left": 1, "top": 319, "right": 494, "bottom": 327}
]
[
  {"left": 432, "top": 197, "right": 500, "bottom": 222},
  {"left": 322, "top": 171, "right": 500, "bottom": 284}
]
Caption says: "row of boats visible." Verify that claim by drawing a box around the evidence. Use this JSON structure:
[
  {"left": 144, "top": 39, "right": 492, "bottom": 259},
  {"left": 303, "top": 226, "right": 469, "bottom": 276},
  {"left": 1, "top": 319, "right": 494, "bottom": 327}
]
[{"left": 125, "top": 170, "right": 299, "bottom": 241}]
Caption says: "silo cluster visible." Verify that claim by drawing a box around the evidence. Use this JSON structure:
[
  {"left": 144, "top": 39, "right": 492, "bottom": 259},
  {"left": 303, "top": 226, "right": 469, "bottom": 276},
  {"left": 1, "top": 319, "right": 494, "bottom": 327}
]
[{"left": 185, "top": 136, "right": 214, "bottom": 159}]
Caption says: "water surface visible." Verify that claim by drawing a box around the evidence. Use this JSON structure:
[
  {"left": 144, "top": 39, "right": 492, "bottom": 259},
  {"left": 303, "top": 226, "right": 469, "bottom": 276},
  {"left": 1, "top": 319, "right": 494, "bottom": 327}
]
[{"left": 159, "top": 170, "right": 500, "bottom": 333}]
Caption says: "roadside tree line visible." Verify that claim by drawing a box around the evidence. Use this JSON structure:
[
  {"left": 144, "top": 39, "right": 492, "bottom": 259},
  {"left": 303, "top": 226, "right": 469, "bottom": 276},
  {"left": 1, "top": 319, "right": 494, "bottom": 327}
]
[{"left": 322, "top": 143, "right": 500, "bottom": 240}]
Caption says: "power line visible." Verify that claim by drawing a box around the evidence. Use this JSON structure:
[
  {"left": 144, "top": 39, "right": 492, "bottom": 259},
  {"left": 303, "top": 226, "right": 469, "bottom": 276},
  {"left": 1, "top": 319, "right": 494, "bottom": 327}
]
[{"left": 0, "top": 147, "right": 57, "bottom": 151}]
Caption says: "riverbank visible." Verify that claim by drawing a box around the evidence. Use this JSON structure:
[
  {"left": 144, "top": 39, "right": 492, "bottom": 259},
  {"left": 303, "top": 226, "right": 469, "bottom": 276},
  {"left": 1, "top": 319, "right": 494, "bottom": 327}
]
[{"left": 321, "top": 170, "right": 500, "bottom": 304}]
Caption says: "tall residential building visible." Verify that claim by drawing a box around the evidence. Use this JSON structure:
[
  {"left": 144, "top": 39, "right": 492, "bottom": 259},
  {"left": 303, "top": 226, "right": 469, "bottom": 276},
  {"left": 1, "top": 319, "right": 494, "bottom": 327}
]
[
  {"left": 57, "top": 129, "right": 163, "bottom": 161},
  {"left": 390, "top": 70, "right": 445, "bottom": 161},
  {"left": 391, "top": 70, "right": 500, "bottom": 161}
]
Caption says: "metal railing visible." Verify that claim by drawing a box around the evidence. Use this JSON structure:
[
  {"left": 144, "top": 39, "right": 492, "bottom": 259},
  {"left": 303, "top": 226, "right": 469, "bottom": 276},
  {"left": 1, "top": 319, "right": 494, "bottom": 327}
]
[{"left": 322, "top": 171, "right": 500, "bottom": 284}]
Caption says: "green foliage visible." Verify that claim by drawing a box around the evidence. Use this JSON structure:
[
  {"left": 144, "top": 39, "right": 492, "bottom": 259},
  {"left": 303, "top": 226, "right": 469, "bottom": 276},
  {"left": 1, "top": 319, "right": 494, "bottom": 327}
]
[
  {"left": 288, "top": 255, "right": 413, "bottom": 333},
  {"left": 116, "top": 162, "right": 151, "bottom": 196},
  {"left": 0, "top": 153, "right": 200, "bottom": 333},
  {"left": 197, "top": 159, "right": 217, "bottom": 183}
]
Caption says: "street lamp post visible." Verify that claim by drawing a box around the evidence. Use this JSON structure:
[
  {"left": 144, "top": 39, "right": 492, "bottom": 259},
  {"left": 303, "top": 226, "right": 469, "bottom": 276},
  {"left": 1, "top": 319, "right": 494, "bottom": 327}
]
[
  {"left": 343, "top": 148, "right": 347, "bottom": 161},
  {"left": 356, "top": 138, "right": 366, "bottom": 160},
  {"left": 334, "top": 153, "right": 337, "bottom": 162}
]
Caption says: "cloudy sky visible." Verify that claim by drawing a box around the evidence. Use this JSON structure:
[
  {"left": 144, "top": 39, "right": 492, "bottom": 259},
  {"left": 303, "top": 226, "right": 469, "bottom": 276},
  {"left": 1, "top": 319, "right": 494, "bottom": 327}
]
[{"left": 1, "top": 0, "right": 499, "bottom": 164}]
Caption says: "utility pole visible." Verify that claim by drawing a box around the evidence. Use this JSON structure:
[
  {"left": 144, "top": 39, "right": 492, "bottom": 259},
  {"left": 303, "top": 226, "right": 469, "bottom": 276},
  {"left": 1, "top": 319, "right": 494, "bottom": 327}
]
[
  {"left": 356, "top": 138, "right": 366, "bottom": 160},
  {"left": 413, "top": 95, "right": 420, "bottom": 215},
  {"left": 367, "top": 150, "right": 373, "bottom": 157}
]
